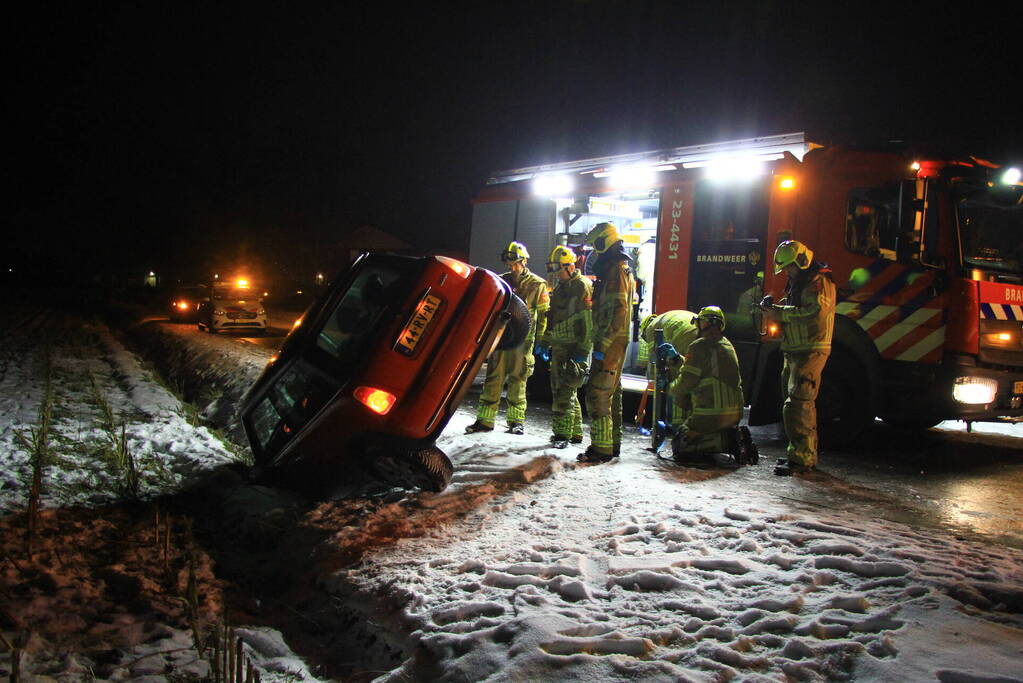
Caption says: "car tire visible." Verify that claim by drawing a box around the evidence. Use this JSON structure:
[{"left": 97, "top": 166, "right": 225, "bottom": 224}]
[
  {"left": 370, "top": 445, "right": 453, "bottom": 492},
  {"left": 495, "top": 294, "right": 531, "bottom": 351},
  {"left": 818, "top": 346, "right": 874, "bottom": 446}
]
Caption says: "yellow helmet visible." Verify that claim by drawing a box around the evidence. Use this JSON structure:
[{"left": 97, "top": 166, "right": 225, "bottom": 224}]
[
  {"left": 773, "top": 240, "right": 813, "bottom": 274},
  {"left": 585, "top": 222, "right": 621, "bottom": 254},
  {"left": 502, "top": 241, "right": 530, "bottom": 263},
  {"left": 697, "top": 305, "right": 726, "bottom": 331},
  {"left": 546, "top": 245, "right": 576, "bottom": 272},
  {"left": 639, "top": 313, "right": 660, "bottom": 342}
]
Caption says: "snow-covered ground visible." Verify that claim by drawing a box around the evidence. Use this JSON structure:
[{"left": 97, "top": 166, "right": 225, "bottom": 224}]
[{"left": 2, "top": 306, "right": 1022, "bottom": 681}]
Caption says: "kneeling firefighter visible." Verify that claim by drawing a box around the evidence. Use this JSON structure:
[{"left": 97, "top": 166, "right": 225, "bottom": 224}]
[
  {"left": 639, "top": 310, "right": 700, "bottom": 434},
  {"left": 658, "top": 306, "right": 757, "bottom": 468}
]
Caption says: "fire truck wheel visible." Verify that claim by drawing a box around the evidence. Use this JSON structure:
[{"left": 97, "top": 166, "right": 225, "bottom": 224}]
[
  {"left": 880, "top": 415, "right": 943, "bottom": 431},
  {"left": 495, "top": 294, "right": 532, "bottom": 351},
  {"left": 818, "top": 347, "right": 874, "bottom": 445},
  {"left": 370, "top": 445, "right": 453, "bottom": 493}
]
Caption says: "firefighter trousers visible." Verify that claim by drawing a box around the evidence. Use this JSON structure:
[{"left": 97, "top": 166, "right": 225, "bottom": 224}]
[
  {"left": 781, "top": 350, "right": 829, "bottom": 467},
  {"left": 550, "top": 346, "right": 586, "bottom": 439},
  {"left": 585, "top": 344, "right": 627, "bottom": 455},
  {"left": 477, "top": 347, "right": 534, "bottom": 426}
]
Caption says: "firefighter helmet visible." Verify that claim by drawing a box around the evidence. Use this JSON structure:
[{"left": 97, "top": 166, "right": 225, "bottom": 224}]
[
  {"left": 502, "top": 241, "right": 530, "bottom": 263},
  {"left": 773, "top": 240, "right": 814, "bottom": 274},
  {"left": 546, "top": 245, "right": 576, "bottom": 272},
  {"left": 697, "top": 305, "right": 726, "bottom": 331},
  {"left": 585, "top": 222, "right": 622, "bottom": 254},
  {"left": 639, "top": 313, "right": 660, "bottom": 342}
]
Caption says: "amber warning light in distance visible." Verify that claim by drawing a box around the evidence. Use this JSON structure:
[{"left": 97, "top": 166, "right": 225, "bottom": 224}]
[{"left": 354, "top": 386, "right": 397, "bottom": 415}]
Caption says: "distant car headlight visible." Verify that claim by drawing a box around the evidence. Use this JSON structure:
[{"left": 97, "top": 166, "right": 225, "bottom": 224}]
[
  {"left": 214, "top": 309, "right": 226, "bottom": 316},
  {"left": 257, "top": 308, "right": 266, "bottom": 315},
  {"left": 952, "top": 376, "right": 997, "bottom": 404}
]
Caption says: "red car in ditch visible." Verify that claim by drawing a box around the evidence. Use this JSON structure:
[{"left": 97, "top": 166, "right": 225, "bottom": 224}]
[{"left": 240, "top": 252, "right": 529, "bottom": 493}]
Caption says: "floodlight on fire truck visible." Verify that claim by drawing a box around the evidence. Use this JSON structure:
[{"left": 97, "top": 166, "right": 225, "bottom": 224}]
[
  {"left": 533, "top": 174, "right": 574, "bottom": 198},
  {"left": 1001, "top": 167, "right": 1021, "bottom": 185}
]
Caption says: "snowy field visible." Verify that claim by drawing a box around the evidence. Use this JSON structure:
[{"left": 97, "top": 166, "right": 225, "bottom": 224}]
[{"left": 2, "top": 306, "right": 1022, "bottom": 681}]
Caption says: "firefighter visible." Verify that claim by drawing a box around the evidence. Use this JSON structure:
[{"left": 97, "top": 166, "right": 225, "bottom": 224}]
[
  {"left": 466, "top": 241, "right": 550, "bottom": 435},
  {"left": 660, "top": 306, "right": 745, "bottom": 468},
  {"left": 579, "top": 222, "right": 636, "bottom": 463},
  {"left": 758, "top": 240, "right": 836, "bottom": 476},
  {"left": 639, "top": 310, "right": 700, "bottom": 432},
  {"left": 538, "top": 245, "right": 592, "bottom": 448}
]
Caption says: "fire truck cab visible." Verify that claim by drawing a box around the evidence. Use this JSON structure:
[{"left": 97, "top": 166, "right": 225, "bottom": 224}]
[{"left": 469, "top": 133, "right": 1023, "bottom": 435}]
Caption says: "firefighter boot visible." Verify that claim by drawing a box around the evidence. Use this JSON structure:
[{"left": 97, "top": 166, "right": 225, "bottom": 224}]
[
  {"left": 465, "top": 421, "right": 494, "bottom": 434},
  {"left": 507, "top": 423, "right": 525, "bottom": 435},
  {"left": 774, "top": 460, "right": 815, "bottom": 476},
  {"left": 550, "top": 434, "right": 570, "bottom": 449}
]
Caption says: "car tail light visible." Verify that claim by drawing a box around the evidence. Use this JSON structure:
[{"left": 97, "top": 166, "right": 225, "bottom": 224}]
[
  {"left": 436, "top": 256, "right": 472, "bottom": 279},
  {"left": 354, "top": 386, "right": 397, "bottom": 415}
]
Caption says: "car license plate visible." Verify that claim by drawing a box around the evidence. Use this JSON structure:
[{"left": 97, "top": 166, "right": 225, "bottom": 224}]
[
  {"left": 395, "top": 293, "right": 442, "bottom": 356},
  {"left": 1015, "top": 381, "right": 1023, "bottom": 395}
]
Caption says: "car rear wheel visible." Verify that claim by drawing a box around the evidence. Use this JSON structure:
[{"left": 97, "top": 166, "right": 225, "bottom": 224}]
[
  {"left": 369, "top": 445, "right": 453, "bottom": 492},
  {"left": 495, "top": 294, "right": 531, "bottom": 351}
]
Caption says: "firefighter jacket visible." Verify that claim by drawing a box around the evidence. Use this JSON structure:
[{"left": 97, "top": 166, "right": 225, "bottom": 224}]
[
  {"left": 669, "top": 334, "right": 744, "bottom": 426},
  {"left": 775, "top": 264, "right": 836, "bottom": 353},
  {"left": 502, "top": 267, "right": 550, "bottom": 349},
  {"left": 543, "top": 270, "right": 592, "bottom": 353},
  {"left": 591, "top": 248, "right": 635, "bottom": 356}
]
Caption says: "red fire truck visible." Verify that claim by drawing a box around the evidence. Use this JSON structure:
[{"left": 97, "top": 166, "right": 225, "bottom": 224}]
[{"left": 469, "top": 132, "right": 1022, "bottom": 434}]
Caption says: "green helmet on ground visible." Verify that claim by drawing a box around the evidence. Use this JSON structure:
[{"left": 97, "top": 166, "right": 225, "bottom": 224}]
[
  {"left": 773, "top": 240, "right": 813, "bottom": 274},
  {"left": 697, "top": 305, "right": 727, "bottom": 331}
]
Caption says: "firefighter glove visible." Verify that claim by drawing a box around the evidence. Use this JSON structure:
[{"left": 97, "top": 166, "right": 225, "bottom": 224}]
[
  {"left": 592, "top": 349, "right": 605, "bottom": 361},
  {"left": 572, "top": 353, "right": 588, "bottom": 364},
  {"left": 534, "top": 343, "right": 550, "bottom": 362}
]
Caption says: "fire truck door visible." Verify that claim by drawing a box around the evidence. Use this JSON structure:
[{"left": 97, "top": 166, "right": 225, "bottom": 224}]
[{"left": 687, "top": 238, "right": 765, "bottom": 400}]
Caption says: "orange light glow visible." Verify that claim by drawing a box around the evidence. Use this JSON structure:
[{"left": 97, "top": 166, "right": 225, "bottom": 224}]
[
  {"left": 778, "top": 176, "right": 796, "bottom": 190},
  {"left": 354, "top": 386, "right": 397, "bottom": 415},
  {"left": 436, "top": 255, "right": 472, "bottom": 279},
  {"left": 177, "top": 302, "right": 189, "bottom": 310},
  {"left": 768, "top": 323, "right": 780, "bottom": 337},
  {"left": 267, "top": 354, "right": 278, "bottom": 365},
  {"left": 236, "top": 278, "right": 250, "bottom": 288},
  {"left": 911, "top": 161, "right": 921, "bottom": 171},
  {"left": 292, "top": 317, "right": 303, "bottom": 328},
  {"left": 997, "top": 332, "right": 1013, "bottom": 342}
]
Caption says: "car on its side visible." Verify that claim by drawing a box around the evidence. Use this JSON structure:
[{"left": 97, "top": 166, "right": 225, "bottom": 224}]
[
  {"left": 168, "top": 285, "right": 207, "bottom": 323},
  {"left": 197, "top": 279, "right": 268, "bottom": 334},
  {"left": 239, "top": 252, "right": 530, "bottom": 493}
]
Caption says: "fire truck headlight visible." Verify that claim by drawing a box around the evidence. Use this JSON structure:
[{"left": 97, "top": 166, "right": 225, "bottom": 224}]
[{"left": 952, "top": 377, "right": 998, "bottom": 405}]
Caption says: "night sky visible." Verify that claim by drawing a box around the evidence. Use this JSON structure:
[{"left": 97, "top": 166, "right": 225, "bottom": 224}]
[{"left": 10, "top": 1, "right": 1021, "bottom": 285}]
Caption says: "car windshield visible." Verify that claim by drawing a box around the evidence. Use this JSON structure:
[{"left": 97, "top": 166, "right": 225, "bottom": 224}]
[
  {"left": 212, "top": 283, "right": 260, "bottom": 301},
  {"left": 314, "top": 264, "right": 404, "bottom": 362},
  {"left": 957, "top": 183, "right": 1023, "bottom": 275}
]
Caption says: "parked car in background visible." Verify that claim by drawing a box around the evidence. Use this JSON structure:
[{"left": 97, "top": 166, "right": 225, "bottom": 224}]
[
  {"left": 168, "top": 285, "right": 206, "bottom": 323},
  {"left": 239, "top": 252, "right": 530, "bottom": 493},
  {"left": 197, "top": 278, "right": 268, "bottom": 334}
]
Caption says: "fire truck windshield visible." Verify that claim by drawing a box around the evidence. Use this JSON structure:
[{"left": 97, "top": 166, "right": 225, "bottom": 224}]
[{"left": 956, "top": 184, "right": 1023, "bottom": 276}]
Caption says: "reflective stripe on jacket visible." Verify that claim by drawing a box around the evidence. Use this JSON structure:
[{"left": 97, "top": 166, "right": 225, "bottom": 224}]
[
  {"left": 669, "top": 335, "right": 744, "bottom": 419},
  {"left": 544, "top": 270, "right": 592, "bottom": 351},
  {"left": 503, "top": 267, "right": 550, "bottom": 348},
  {"left": 592, "top": 259, "right": 635, "bottom": 354},
  {"left": 776, "top": 270, "right": 836, "bottom": 353}
]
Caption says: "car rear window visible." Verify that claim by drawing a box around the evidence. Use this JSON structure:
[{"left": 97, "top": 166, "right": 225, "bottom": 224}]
[
  {"left": 248, "top": 358, "right": 341, "bottom": 455},
  {"left": 315, "top": 264, "right": 405, "bottom": 362}
]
